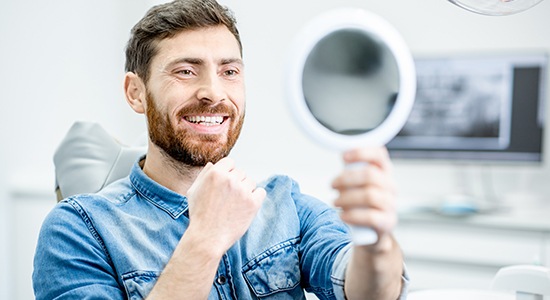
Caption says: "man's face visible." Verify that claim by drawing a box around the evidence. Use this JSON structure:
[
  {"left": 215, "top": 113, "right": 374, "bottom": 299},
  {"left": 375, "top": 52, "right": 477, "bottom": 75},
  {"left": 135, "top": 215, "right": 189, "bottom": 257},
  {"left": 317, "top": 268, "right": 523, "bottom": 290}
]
[{"left": 144, "top": 26, "right": 245, "bottom": 166}]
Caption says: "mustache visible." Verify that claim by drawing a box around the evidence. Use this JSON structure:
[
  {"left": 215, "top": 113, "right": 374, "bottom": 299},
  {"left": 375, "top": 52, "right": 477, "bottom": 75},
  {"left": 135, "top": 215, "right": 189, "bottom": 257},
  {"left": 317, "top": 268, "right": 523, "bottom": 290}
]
[{"left": 176, "top": 102, "right": 237, "bottom": 119}]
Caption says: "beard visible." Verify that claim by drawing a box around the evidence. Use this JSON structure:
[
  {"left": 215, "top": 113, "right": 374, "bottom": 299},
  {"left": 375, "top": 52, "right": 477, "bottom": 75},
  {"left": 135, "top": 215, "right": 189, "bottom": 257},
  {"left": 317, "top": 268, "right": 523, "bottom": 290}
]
[{"left": 145, "top": 91, "right": 244, "bottom": 167}]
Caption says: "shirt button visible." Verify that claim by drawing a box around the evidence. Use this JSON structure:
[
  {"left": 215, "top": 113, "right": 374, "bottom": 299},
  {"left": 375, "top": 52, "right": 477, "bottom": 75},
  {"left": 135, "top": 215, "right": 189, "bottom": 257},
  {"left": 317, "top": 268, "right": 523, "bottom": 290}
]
[{"left": 216, "top": 275, "right": 227, "bottom": 285}]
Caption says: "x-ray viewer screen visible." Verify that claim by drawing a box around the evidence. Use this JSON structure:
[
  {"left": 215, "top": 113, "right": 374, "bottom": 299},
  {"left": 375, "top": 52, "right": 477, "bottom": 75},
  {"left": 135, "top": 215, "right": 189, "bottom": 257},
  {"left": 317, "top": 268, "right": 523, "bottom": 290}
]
[{"left": 387, "top": 53, "right": 547, "bottom": 162}]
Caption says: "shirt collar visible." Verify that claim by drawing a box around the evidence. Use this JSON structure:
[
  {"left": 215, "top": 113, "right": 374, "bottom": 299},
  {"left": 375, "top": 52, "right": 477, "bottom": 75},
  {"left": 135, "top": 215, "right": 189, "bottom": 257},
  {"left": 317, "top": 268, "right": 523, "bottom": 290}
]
[{"left": 129, "top": 156, "right": 188, "bottom": 219}]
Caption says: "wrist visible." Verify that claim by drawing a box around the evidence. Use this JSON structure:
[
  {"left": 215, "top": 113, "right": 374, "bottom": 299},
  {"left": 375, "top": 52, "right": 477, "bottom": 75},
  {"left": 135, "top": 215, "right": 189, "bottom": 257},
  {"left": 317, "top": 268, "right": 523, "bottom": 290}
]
[
  {"left": 178, "top": 227, "right": 226, "bottom": 260},
  {"left": 357, "top": 233, "right": 395, "bottom": 254}
]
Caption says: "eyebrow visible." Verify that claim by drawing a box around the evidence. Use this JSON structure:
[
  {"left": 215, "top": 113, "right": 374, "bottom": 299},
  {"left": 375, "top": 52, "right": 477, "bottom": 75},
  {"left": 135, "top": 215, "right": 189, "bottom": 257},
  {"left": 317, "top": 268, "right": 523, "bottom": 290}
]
[
  {"left": 167, "top": 57, "right": 244, "bottom": 68},
  {"left": 221, "top": 58, "right": 244, "bottom": 67}
]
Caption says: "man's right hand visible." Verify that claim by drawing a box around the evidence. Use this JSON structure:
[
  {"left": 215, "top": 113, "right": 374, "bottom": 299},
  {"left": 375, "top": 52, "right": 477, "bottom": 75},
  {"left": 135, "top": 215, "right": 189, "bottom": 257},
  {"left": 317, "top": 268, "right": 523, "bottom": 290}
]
[{"left": 186, "top": 157, "right": 266, "bottom": 255}]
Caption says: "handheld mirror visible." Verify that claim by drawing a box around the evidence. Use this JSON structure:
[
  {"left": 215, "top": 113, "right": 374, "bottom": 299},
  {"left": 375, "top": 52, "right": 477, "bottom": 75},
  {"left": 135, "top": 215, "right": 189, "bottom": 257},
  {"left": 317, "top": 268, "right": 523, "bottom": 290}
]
[{"left": 285, "top": 8, "right": 416, "bottom": 245}]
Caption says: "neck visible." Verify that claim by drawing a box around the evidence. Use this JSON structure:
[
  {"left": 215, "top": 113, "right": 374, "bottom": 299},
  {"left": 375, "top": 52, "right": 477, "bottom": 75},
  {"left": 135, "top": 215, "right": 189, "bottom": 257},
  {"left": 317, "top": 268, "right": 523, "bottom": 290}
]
[{"left": 142, "top": 142, "right": 202, "bottom": 196}]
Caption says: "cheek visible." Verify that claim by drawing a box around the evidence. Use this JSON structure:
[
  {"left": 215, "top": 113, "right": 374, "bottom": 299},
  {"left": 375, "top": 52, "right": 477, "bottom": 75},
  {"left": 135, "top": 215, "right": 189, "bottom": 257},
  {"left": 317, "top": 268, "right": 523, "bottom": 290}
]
[
  {"left": 147, "top": 90, "right": 182, "bottom": 118},
  {"left": 229, "top": 83, "right": 246, "bottom": 113},
  {"left": 236, "top": 97, "right": 246, "bottom": 115},
  {"left": 148, "top": 76, "right": 185, "bottom": 101}
]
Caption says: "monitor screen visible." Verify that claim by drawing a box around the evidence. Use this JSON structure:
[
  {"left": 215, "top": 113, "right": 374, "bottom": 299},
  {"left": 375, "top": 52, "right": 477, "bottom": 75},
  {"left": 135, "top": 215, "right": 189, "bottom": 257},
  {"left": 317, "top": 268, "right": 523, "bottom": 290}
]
[{"left": 387, "top": 52, "right": 547, "bottom": 162}]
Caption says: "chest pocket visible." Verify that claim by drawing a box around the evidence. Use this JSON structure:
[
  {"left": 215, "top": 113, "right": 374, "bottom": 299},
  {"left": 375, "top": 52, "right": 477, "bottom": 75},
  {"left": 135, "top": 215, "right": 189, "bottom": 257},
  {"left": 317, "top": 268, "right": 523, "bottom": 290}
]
[
  {"left": 122, "top": 270, "right": 160, "bottom": 300},
  {"left": 242, "top": 238, "right": 303, "bottom": 298}
]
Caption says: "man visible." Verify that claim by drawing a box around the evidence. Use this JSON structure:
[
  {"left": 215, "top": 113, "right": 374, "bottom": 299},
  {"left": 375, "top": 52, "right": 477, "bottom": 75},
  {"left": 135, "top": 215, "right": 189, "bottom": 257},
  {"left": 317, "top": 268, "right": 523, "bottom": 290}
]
[{"left": 33, "top": 0, "right": 408, "bottom": 299}]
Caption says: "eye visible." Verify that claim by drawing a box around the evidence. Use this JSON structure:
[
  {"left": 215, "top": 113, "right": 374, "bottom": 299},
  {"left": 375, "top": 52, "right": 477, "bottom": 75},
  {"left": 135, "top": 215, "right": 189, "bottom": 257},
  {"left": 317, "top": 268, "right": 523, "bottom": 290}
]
[
  {"left": 177, "top": 69, "right": 194, "bottom": 76},
  {"left": 223, "top": 69, "right": 239, "bottom": 77},
  {"left": 172, "top": 66, "right": 196, "bottom": 78}
]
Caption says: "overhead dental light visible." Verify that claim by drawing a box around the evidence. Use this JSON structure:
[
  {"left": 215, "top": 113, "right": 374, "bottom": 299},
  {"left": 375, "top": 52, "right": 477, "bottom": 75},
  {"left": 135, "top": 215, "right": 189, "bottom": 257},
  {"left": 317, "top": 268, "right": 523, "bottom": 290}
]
[{"left": 448, "top": 0, "right": 544, "bottom": 16}]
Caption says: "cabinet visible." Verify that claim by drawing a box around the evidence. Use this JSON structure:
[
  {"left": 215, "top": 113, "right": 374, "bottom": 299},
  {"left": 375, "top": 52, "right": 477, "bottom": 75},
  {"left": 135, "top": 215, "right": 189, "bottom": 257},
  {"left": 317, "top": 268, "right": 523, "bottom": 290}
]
[{"left": 394, "top": 208, "right": 550, "bottom": 298}]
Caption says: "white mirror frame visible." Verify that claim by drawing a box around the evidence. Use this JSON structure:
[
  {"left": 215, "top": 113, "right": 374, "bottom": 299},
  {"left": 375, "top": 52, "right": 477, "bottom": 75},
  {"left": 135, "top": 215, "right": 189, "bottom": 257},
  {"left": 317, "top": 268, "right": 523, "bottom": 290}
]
[{"left": 286, "top": 8, "right": 416, "bottom": 151}]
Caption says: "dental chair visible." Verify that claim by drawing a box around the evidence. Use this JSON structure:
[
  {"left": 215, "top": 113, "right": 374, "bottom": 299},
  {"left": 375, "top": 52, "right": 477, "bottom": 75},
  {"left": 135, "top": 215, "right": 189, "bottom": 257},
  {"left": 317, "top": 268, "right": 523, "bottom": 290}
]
[
  {"left": 54, "top": 121, "right": 146, "bottom": 200},
  {"left": 53, "top": 122, "right": 550, "bottom": 300}
]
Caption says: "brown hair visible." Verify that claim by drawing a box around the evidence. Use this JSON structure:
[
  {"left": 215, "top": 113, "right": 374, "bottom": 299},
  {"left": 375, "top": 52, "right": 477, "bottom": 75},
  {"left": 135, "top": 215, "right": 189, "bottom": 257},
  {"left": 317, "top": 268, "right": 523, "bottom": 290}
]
[{"left": 125, "top": 0, "right": 242, "bottom": 83}]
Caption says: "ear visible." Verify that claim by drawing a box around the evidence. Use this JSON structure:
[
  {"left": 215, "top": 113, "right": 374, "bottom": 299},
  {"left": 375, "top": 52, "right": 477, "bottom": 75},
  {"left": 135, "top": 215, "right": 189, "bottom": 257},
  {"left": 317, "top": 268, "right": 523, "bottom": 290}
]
[{"left": 124, "top": 72, "right": 146, "bottom": 114}]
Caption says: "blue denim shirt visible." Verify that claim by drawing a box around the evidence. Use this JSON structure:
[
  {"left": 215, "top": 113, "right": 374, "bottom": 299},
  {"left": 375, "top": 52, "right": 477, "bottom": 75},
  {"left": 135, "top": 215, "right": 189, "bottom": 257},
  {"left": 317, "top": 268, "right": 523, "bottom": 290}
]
[{"left": 33, "top": 160, "right": 409, "bottom": 299}]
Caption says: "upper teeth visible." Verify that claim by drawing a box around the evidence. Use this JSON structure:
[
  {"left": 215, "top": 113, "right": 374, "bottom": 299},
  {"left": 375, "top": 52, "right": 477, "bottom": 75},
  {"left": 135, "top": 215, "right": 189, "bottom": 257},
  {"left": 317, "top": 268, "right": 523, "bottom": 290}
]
[{"left": 185, "top": 116, "right": 224, "bottom": 125}]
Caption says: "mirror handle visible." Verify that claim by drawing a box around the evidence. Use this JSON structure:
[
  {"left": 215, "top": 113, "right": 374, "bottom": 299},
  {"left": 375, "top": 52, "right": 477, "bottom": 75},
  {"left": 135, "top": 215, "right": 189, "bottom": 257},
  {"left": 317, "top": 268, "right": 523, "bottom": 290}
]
[
  {"left": 350, "top": 225, "right": 378, "bottom": 245},
  {"left": 345, "top": 162, "right": 379, "bottom": 245}
]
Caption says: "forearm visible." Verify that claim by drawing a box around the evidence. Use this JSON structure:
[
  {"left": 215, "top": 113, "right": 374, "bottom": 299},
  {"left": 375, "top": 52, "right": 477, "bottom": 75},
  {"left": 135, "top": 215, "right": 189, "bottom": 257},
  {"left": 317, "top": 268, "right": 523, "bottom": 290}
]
[
  {"left": 344, "top": 234, "right": 404, "bottom": 300},
  {"left": 146, "top": 230, "right": 223, "bottom": 300}
]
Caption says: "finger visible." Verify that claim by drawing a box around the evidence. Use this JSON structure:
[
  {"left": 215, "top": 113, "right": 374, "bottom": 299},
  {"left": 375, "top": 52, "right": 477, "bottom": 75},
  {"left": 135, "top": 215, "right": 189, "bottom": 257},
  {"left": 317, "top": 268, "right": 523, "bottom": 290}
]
[
  {"left": 242, "top": 177, "right": 259, "bottom": 192},
  {"left": 251, "top": 186, "right": 267, "bottom": 203},
  {"left": 340, "top": 208, "right": 398, "bottom": 233},
  {"left": 333, "top": 187, "right": 395, "bottom": 211},
  {"left": 229, "top": 168, "right": 247, "bottom": 182},
  {"left": 188, "top": 162, "right": 214, "bottom": 193},
  {"left": 197, "top": 161, "right": 214, "bottom": 176},
  {"left": 332, "top": 165, "right": 393, "bottom": 190},
  {"left": 213, "top": 157, "right": 236, "bottom": 172},
  {"left": 343, "top": 147, "right": 392, "bottom": 172}
]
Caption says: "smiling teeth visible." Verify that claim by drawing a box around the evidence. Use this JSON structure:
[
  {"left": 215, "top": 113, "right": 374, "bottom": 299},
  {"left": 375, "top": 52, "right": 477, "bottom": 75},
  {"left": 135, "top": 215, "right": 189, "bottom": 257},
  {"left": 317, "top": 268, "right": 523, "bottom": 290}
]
[{"left": 185, "top": 116, "right": 224, "bottom": 125}]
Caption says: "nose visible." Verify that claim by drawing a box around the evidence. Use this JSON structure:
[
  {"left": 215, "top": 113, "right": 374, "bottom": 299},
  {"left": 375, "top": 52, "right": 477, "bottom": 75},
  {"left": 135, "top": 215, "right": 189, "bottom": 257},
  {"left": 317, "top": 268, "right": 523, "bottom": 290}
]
[{"left": 196, "top": 72, "right": 226, "bottom": 104}]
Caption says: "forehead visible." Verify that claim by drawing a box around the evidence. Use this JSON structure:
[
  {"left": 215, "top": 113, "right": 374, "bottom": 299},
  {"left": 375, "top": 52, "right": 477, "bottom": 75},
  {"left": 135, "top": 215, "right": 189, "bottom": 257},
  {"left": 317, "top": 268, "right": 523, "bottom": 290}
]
[{"left": 153, "top": 25, "right": 242, "bottom": 66}]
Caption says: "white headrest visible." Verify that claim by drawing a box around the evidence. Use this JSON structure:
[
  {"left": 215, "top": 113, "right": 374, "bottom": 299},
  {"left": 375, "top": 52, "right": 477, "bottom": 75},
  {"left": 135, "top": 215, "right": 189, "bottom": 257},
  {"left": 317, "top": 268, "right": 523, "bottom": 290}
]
[{"left": 54, "top": 121, "right": 147, "bottom": 200}]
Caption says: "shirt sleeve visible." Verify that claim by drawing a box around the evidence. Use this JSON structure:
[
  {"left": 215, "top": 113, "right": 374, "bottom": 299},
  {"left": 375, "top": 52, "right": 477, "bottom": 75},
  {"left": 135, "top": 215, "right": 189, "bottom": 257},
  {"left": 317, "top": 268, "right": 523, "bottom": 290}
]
[
  {"left": 290, "top": 179, "right": 351, "bottom": 299},
  {"left": 290, "top": 178, "right": 410, "bottom": 300},
  {"left": 331, "top": 246, "right": 411, "bottom": 300},
  {"left": 33, "top": 199, "right": 125, "bottom": 300}
]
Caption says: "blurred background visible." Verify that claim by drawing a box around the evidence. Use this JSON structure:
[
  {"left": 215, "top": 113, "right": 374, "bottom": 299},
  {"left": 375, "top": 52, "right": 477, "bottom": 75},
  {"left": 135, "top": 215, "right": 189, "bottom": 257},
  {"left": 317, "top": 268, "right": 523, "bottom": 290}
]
[{"left": 1, "top": 0, "right": 549, "bottom": 299}]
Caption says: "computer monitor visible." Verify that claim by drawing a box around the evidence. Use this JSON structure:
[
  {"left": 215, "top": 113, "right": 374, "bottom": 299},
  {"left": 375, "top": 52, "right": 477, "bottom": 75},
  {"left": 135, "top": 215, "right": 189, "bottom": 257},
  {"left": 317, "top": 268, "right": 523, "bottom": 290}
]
[{"left": 387, "top": 52, "right": 547, "bottom": 163}]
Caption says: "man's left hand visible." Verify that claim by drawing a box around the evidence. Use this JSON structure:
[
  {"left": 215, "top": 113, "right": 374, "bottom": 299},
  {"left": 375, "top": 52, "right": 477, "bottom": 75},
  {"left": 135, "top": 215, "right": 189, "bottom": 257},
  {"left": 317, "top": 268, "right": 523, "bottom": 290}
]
[{"left": 331, "top": 147, "right": 398, "bottom": 249}]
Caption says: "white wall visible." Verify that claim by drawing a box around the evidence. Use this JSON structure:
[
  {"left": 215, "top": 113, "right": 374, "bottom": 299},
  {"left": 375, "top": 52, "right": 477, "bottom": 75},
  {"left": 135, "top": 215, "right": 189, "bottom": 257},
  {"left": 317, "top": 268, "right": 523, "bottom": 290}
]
[
  {"left": 0, "top": 1, "right": 150, "bottom": 298},
  {"left": 1, "top": 0, "right": 550, "bottom": 299}
]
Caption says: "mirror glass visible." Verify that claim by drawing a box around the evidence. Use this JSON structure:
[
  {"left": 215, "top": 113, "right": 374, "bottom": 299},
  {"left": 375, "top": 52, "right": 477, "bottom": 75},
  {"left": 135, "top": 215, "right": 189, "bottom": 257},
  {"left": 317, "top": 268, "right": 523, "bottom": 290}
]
[
  {"left": 302, "top": 29, "right": 400, "bottom": 135},
  {"left": 285, "top": 8, "right": 416, "bottom": 152}
]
